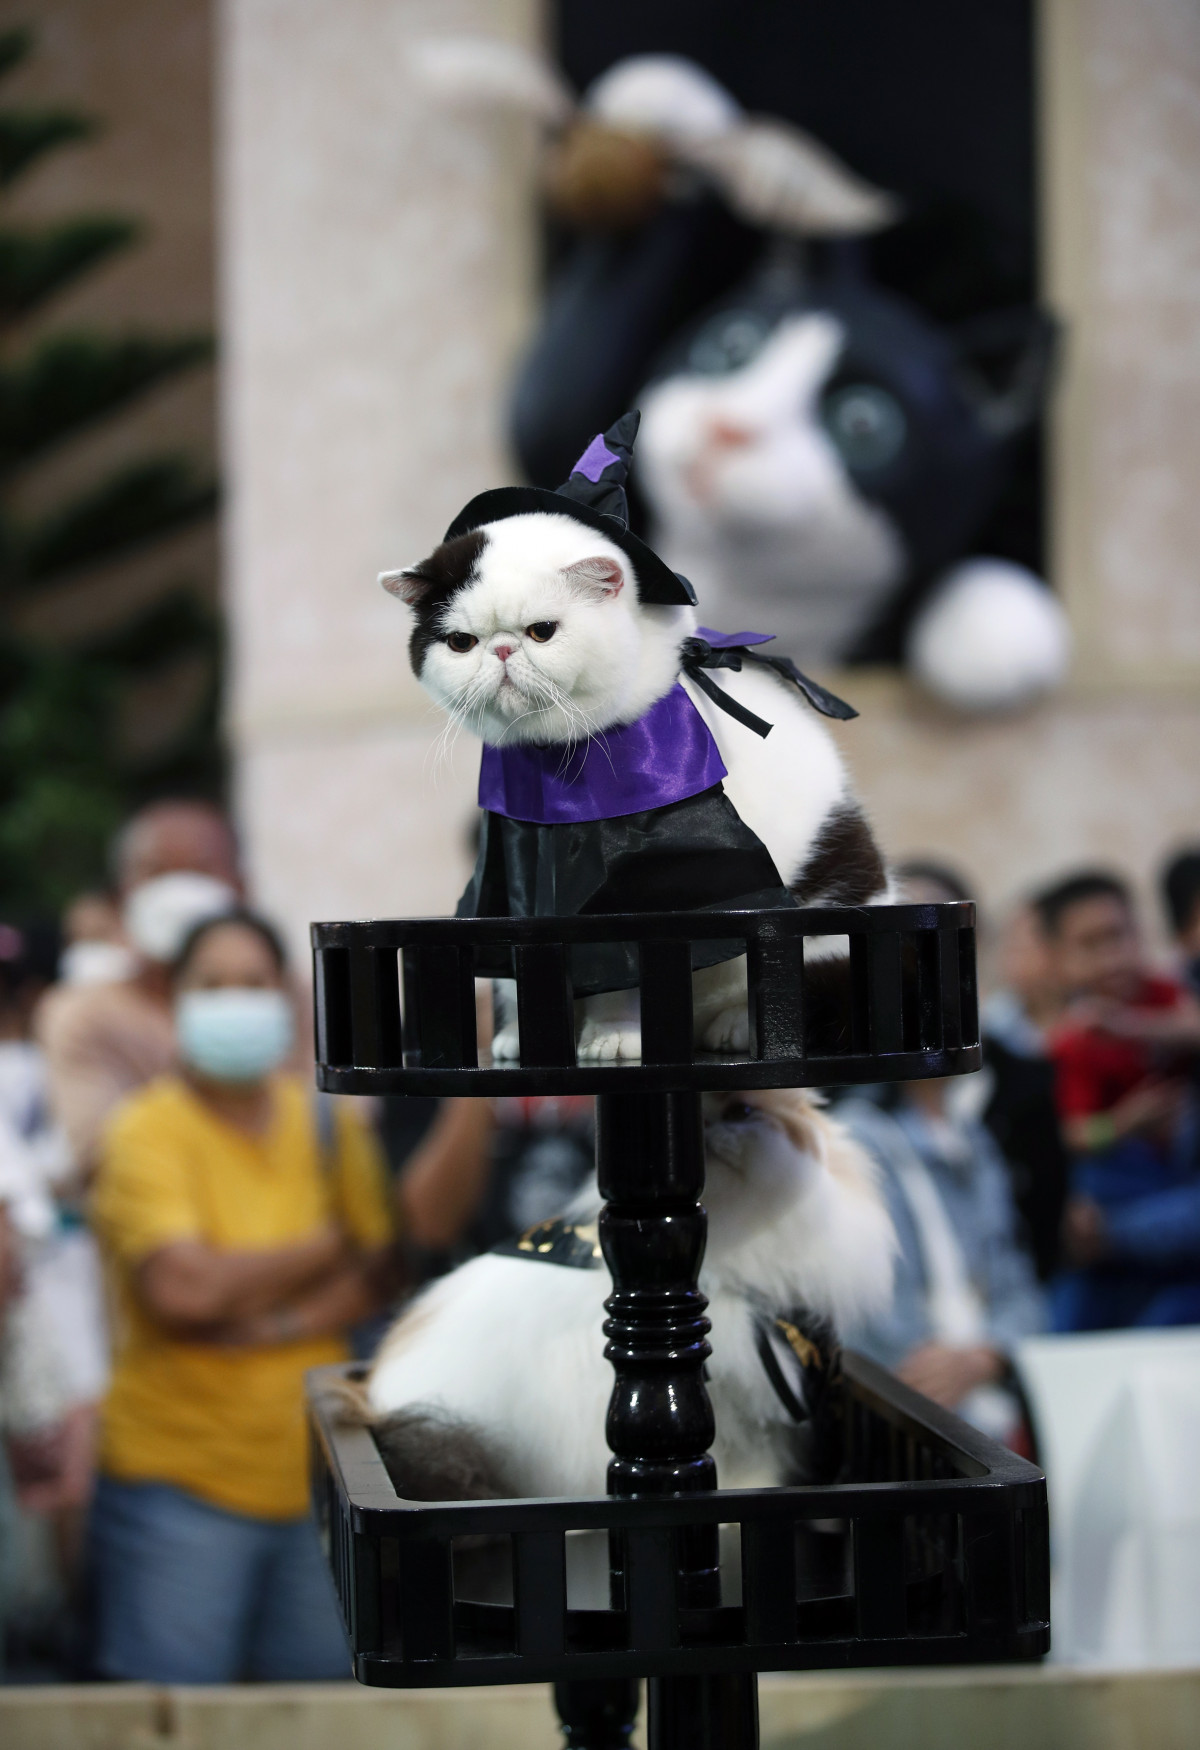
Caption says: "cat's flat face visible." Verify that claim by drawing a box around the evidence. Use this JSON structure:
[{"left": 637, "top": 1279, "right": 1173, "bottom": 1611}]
[
  {"left": 700, "top": 1088, "right": 822, "bottom": 1256},
  {"left": 383, "top": 512, "right": 690, "bottom": 746},
  {"left": 638, "top": 312, "right": 903, "bottom": 567}
]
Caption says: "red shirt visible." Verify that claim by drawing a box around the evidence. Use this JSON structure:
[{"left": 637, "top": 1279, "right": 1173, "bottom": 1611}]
[{"left": 1049, "top": 975, "right": 1188, "bottom": 1119}]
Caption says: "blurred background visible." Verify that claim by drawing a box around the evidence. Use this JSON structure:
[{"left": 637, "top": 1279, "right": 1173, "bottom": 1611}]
[
  {"left": 1, "top": 0, "right": 1200, "bottom": 1699},
  {"left": 0, "top": 0, "right": 1191, "bottom": 957}
]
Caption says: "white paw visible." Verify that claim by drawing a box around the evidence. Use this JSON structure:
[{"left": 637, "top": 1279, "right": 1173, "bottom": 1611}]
[
  {"left": 491, "top": 1024, "right": 521, "bottom": 1060},
  {"left": 907, "top": 559, "right": 1070, "bottom": 712},
  {"left": 576, "top": 1025, "right": 642, "bottom": 1062},
  {"left": 701, "top": 1006, "right": 750, "bottom": 1053}
]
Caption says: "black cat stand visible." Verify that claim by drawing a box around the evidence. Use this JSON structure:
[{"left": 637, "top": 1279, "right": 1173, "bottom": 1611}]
[{"left": 307, "top": 903, "right": 1048, "bottom": 1749}]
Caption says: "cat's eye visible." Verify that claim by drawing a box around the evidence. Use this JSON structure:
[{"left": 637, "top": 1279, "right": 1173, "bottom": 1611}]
[
  {"left": 821, "top": 383, "right": 907, "bottom": 472},
  {"left": 721, "top": 1100, "right": 756, "bottom": 1124},
  {"left": 526, "top": 621, "right": 558, "bottom": 643},
  {"left": 688, "top": 310, "right": 771, "bottom": 376},
  {"left": 445, "top": 631, "right": 478, "bottom": 653}
]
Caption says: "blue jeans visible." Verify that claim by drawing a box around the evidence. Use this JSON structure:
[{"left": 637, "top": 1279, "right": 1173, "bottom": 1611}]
[{"left": 88, "top": 1476, "right": 350, "bottom": 1682}]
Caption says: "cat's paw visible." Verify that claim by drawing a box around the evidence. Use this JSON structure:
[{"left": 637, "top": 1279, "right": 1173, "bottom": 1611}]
[
  {"left": 700, "top": 1006, "right": 750, "bottom": 1054},
  {"left": 576, "top": 1024, "right": 642, "bottom": 1062},
  {"left": 491, "top": 1025, "right": 521, "bottom": 1061}
]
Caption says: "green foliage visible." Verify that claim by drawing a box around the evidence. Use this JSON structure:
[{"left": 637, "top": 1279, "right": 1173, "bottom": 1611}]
[
  {"left": 0, "top": 108, "right": 93, "bottom": 185},
  {"left": 21, "top": 456, "right": 218, "bottom": 581},
  {"left": 0, "top": 29, "right": 220, "bottom": 918},
  {"left": 0, "top": 332, "right": 211, "bottom": 476},
  {"left": 0, "top": 640, "right": 123, "bottom": 911},
  {"left": 0, "top": 220, "right": 141, "bottom": 323},
  {"left": 0, "top": 27, "right": 31, "bottom": 81}
]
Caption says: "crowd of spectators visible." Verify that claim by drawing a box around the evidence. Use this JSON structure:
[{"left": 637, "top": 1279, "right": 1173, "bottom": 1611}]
[{"left": 1, "top": 794, "right": 1199, "bottom": 1681}]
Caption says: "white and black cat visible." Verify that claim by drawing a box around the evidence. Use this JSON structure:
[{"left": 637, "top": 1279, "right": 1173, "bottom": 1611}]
[
  {"left": 429, "top": 47, "right": 1072, "bottom": 713},
  {"left": 382, "top": 414, "right": 890, "bottom": 1062},
  {"left": 362, "top": 1088, "right": 895, "bottom": 1501},
  {"left": 635, "top": 267, "right": 1070, "bottom": 709}
]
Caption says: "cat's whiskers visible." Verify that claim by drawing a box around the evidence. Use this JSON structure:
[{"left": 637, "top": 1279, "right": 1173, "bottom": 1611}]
[
  {"left": 529, "top": 673, "right": 595, "bottom": 767},
  {"left": 420, "top": 696, "right": 462, "bottom": 783},
  {"left": 426, "top": 708, "right": 465, "bottom": 781}
]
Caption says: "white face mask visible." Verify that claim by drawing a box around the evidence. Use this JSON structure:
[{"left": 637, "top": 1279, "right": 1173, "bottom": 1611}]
[
  {"left": 122, "top": 873, "right": 237, "bottom": 965},
  {"left": 58, "top": 940, "right": 138, "bottom": 987},
  {"left": 175, "top": 988, "right": 294, "bottom": 1083}
]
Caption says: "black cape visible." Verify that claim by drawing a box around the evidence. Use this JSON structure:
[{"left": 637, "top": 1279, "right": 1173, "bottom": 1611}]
[{"left": 457, "top": 782, "right": 795, "bottom": 995}]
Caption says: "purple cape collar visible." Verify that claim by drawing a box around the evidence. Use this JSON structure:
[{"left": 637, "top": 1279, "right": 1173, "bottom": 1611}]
[
  {"left": 477, "top": 684, "right": 723, "bottom": 825},
  {"left": 476, "top": 630, "right": 777, "bottom": 826}
]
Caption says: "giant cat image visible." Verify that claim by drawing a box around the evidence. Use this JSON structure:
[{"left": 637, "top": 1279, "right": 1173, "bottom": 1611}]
[
  {"left": 365, "top": 1088, "right": 895, "bottom": 1500},
  {"left": 409, "top": 42, "right": 1070, "bottom": 711}
]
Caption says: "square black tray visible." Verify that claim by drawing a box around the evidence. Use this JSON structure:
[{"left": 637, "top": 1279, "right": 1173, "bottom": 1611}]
[{"left": 309, "top": 1351, "right": 1049, "bottom": 1688}]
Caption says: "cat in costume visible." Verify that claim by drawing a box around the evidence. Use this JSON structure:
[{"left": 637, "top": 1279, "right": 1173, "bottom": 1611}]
[
  {"left": 381, "top": 411, "right": 891, "bottom": 1061},
  {"left": 356, "top": 1087, "right": 895, "bottom": 1502}
]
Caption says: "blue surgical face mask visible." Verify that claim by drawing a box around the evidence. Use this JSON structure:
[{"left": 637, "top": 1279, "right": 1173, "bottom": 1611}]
[{"left": 175, "top": 988, "right": 294, "bottom": 1083}]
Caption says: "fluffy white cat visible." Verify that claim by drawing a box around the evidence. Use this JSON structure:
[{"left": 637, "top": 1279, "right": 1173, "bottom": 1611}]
[
  {"left": 383, "top": 508, "right": 889, "bottom": 1061},
  {"left": 364, "top": 1088, "right": 895, "bottom": 1501}
]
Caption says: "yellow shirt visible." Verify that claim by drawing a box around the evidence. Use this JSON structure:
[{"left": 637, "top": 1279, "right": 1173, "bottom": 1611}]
[{"left": 92, "top": 1074, "right": 392, "bottom": 1519}]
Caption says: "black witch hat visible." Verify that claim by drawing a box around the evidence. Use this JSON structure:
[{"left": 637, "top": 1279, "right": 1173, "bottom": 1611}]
[{"left": 443, "top": 411, "right": 697, "bottom": 606}]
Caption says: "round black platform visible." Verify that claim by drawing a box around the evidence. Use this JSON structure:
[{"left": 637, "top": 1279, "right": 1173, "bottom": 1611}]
[{"left": 311, "top": 901, "right": 980, "bottom": 1093}]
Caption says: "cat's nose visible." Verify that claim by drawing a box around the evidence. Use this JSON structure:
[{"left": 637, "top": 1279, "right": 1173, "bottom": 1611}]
[
  {"left": 492, "top": 642, "right": 515, "bottom": 662},
  {"left": 707, "top": 418, "right": 755, "bottom": 450}
]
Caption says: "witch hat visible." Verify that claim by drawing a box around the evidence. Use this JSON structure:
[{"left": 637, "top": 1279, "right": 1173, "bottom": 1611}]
[{"left": 443, "top": 411, "right": 696, "bottom": 606}]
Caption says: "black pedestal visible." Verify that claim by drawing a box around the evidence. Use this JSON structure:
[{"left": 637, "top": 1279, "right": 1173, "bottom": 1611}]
[{"left": 307, "top": 904, "right": 1046, "bottom": 1748}]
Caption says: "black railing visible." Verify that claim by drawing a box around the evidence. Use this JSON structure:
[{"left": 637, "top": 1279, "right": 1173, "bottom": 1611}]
[
  {"left": 308, "top": 902, "right": 1042, "bottom": 1750},
  {"left": 312, "top": 902, "right": 979, "bottom": 1093},
  {"left": 310, "top": 1350, "right": 1049, "bottom": 1688}
]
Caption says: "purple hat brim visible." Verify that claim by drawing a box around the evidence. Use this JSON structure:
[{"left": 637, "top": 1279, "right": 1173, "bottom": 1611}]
[{"left": 443, "top": 486, "right": 697, "bottom": 607}]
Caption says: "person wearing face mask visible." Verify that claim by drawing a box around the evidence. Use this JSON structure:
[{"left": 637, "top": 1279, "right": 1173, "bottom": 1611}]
[
  {"left": 36, "top": 800, "right": 242, "bottom": 1178},
  {"left": 87, "top": 911, "right": 396, "bottom": 1683}
]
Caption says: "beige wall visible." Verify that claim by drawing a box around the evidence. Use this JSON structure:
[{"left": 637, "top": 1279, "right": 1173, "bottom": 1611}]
[
  {"left": 220, "top": 0, "right": 1200, "bottom": 959},
  {"left": 220, "top": 0, "right": 539, "bottom": 961}
]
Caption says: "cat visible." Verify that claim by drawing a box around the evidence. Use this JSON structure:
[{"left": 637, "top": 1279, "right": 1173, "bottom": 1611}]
[
  {"left": 434, "top": 41, "right": 1070, "bottom": 714},
  {"left": 382, "top": 419, "right": 890, "bottom": 1063},
  {"left": 634, "top": 258, "right": 1069, "bottom": 708},
  {"left": 361, "top": 1088, "right": 895, "bottom": 1502}
]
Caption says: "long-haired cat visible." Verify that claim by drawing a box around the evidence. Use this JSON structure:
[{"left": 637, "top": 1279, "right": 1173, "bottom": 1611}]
[
  {"left": 382, "top": 418, "right": 890, "bottom": 1061},
  {"left": 363, "top": 1089, "right": 895, "bottom": 1501}
]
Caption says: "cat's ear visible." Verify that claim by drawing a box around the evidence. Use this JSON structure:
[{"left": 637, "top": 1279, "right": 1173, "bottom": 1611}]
[
  {"left": 560, "top": 555, "right": 625, "bottom": 599},
  {"left": 379, "top": 565, "right": 431, "bottom": 606}
]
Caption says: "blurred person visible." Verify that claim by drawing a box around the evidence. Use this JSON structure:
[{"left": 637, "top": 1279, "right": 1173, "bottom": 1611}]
[
  {"left": 0, "top": 927, "right": 98, "bottom": 1586},
  {"left": 839, "top": 1076, "right": 1046, "bottom": 1443},
  {"left": 0, "top": 978, "right": 78, "bottom": 1677},
  {"left": 36, "top": 800, "right": 241, "bottom": 1175},
  {"left": 1038, "top": 871, "right": 1200, "bottom": 1330},
  {"left": 842, "top": 862, "right": 1046, "bottom": 1443},
  {"left": 57, "top": 892, "right": 134, "bottom": 991},
  {"left": 893, "top": 858, "right": 972, "bottom": 909},
  {"left": 1, "top": 1195, "right": 71, "bottom": 1679},
  {"left": 897, "top": 861, "right": 1070, "bottom": 1280},
  {"left": 1161, "top": 847, "right": 1200, "bottom": 998},
  {"left": 384, "top": 1096, "right": 495, "bottom": 1262},
  {"left": 980, "top": 903, "right": 1070, "bottom": 1280},
  {"left": 87, "top": 911, "right": 395, "bottom": 1683}
]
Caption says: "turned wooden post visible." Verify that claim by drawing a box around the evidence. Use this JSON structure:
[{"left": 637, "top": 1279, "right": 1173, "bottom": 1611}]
[{"left": 580, "top": 1089, "right": 758, "bottom": 1750}]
